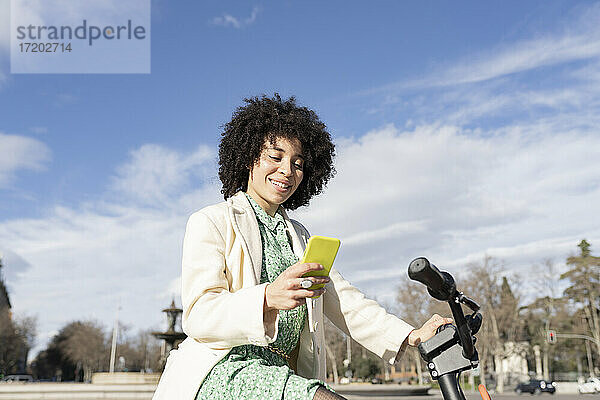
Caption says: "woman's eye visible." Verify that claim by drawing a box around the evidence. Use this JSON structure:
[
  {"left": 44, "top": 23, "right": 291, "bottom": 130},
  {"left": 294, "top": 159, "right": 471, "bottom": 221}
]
[
  {"left": 269, "top": 156, "right": 281, "bottom": 161},
  {"left": 294, "top": 163, "right": 304, "bottom": 170}
]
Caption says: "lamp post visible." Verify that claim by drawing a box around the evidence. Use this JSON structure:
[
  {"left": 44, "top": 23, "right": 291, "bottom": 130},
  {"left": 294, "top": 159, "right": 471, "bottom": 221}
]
[{"left": 109, "top": 305, "right": 120, "bottom": 373}]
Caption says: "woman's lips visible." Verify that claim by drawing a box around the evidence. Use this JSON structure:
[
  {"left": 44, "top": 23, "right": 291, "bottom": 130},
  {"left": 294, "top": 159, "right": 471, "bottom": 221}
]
[{"left": 269, "top": 178, "right": 291, "bottom": 192}]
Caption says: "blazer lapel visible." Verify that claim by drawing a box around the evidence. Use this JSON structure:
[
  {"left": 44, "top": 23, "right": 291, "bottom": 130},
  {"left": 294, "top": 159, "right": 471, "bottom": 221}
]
[
  {"left": 279, "top": 207, "right": 307, "bottom": 259},
  {"left": 229, "top": 192, "right": 262, "bottom": 284}
]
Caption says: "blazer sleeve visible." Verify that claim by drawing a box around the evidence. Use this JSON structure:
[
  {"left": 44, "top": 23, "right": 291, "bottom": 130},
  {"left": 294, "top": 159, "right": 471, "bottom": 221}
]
[
  {"left": 323, "top": 267, "right": 415, "bottom": 364},
  {"left": 181, "top": 210, "right": 276, "bottom": 348}
]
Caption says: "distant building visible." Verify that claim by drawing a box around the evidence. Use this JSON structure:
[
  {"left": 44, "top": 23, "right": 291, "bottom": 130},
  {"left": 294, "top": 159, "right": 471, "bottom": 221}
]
[
  {"left": 0, "top": 258, "right": 12, "bottom": 320},
  {"left": 496, "top": 341, "right": 530, "bottom": 385},
  {"left": 0, "top": 256, "right": 29, "bottom": 374}
]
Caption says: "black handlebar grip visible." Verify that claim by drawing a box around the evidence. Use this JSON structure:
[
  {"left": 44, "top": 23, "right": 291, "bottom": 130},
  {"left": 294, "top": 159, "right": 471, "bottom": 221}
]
[{"left": 408, "top": 257, "right": 457, "bottom": 301}]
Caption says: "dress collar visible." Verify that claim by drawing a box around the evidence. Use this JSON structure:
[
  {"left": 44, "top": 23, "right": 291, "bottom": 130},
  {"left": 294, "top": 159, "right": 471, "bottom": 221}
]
[{"left": 244, "top": 193, "right": 285, "bottom": 231}]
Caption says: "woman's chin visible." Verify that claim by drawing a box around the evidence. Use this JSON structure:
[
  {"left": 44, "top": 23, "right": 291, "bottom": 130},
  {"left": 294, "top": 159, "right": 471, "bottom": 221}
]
[{"left": 267, "top": 192, "right": 291, "bottom": 206}]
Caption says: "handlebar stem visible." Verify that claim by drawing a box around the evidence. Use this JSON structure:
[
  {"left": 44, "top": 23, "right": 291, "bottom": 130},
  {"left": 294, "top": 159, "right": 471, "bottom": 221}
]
[
  {"left": 448, "top": 297, "right": 475, "bottom": 359},
  {"left": 438, "top": 374, "right": 466, "bottom": 400}
]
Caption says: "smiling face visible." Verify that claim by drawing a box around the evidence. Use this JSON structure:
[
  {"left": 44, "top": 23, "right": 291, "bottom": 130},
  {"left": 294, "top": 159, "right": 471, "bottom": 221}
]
[{"left": 246, "top": 136, "right": 304, "bottom": 216}]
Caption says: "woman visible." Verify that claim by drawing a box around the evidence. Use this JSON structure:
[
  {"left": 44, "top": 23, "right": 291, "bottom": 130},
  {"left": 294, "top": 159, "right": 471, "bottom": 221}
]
[{"left": 152, "top": 94, "right": 452, "bottom": 400}]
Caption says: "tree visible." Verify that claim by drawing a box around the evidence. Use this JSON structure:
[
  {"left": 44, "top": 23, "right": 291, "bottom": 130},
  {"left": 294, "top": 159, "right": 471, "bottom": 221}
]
[
  {"left": 0, "top": 258, "right": 36, "bottom": 376},
  {"left": 114, "top": 328, "right": 163, "bottom": 372},
  {"left": 32, "top": 320, "right": 108, "bottom": 382},
  {"left": 14, "top": 315, "right": 37, "bottom": 372},
  {"left": 349, "top": 352, "right": 381, "bottom": 380},
  {"left": 498, "top": 276, "right": 520, "bottom": 342},
  {"left": 561, "top": 240, "right": 600, "bottom": 360},
  {"left": 31, "top": 341, "right": 76, "bottom": 381},
  {"left": 522, "top": 259, "right": 586, "bottom": 380},
  {"left": 396, "top": 274, "right": 448, "bottom": 384},
  {"left": 323, "top": 317, "right": 345, "bottom": 383},
  {"left": 59, "top": 320, "right": 108, "bottom": 382},
  {"left": 523, "top": 291, "right": 582, "bottom": 378},
  {"left": 0, "top": 315, "right": 23, "bottom": 375},
  {"left": 461, "top": 256, "right": 522, "bottom": 392}
]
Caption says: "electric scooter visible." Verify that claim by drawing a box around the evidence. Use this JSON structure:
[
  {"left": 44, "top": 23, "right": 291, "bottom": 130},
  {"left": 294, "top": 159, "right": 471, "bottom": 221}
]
[{"left": 408, "top": 257, "right": 491, "bottom": 400}]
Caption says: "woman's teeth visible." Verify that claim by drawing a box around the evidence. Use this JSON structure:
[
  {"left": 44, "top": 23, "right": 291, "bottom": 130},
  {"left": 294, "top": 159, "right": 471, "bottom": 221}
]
[{"left": 270, "top": 180, "right": 289, "bottom": 189}]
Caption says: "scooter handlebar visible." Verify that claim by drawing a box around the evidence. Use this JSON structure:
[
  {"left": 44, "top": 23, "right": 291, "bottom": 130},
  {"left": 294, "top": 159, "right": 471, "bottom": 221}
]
[{"left": 408, "top": 257, "right": 457, "bottom": 301}]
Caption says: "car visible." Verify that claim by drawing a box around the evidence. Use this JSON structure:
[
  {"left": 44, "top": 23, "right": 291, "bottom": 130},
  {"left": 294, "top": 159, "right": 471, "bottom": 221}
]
[
  {"left": 1, "top": 374, "right": 34, "bottom": 382},
  {"left": 515, "top": 379, "right": 556, "bottom": 395},
  {"left": 578, "top": 377, "right": 600, "bottom": 394}
]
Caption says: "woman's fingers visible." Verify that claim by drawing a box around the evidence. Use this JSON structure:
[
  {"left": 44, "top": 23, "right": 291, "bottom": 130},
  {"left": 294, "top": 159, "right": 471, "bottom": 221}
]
[
  {"left": 426, "top": 314, "right": 453, "bottom": 329},
  {"left": 422, "top": 314, "right": 453, "bottom": 336},
  {"left": 407, "top": 314, "right": 454, "bottom": 347},
  {"left": 265, "top": 263, "right": 330, "bottom": 311},
  {"left": 293, "top": 288, "right": 326, "bottom": 299},
  {"left": 288, "top": 262, "right": 324, "bottom": 277},
  {"left": 296, "top": 276, "right": 330, "bottom": 289}
]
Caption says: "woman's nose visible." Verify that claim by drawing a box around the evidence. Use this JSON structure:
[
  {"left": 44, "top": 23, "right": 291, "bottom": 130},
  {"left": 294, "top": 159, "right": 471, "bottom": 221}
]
[{"left": 278, "top": 161, "right": 292, "bottom": 176}]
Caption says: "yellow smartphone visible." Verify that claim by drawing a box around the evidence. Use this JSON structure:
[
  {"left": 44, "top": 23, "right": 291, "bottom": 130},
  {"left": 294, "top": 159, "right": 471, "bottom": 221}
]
[{"left": 301, "top": 235, "right": 341, "bottom": 290}]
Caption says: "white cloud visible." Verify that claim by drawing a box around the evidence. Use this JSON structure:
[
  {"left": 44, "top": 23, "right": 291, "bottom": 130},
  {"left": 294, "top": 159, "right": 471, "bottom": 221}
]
[
  {"left": 211, "top": 6, "right": 260, "bottom": 29},
  {"left": 0, "top": 132, "right": 51, "bottom": 188},
  {"left": 0, "top": 248, "right": 32, "bottom": 284},
  {"left": 110, "top": 143, "right": 214, "bottom": 207},
  {"left": 359, "top": 3, "right": 600, "bottom": 98},
  {"left": 431, "top": 33, "right": 600, "bottom": 88},
  {"left": 343, "top": 220, "right": 427, "bottom": 246}
]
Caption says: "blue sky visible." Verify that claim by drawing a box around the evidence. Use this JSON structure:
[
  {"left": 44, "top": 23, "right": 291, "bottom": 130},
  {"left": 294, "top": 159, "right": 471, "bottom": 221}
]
[{"left": 1, "top": 1, "right": 600, "bottom": 358}]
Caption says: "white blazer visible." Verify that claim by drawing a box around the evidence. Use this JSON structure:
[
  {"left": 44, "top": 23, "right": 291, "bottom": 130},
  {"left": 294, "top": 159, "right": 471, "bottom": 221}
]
[{"left": 152, "top": 192, "right": 414, "bottom": 400}]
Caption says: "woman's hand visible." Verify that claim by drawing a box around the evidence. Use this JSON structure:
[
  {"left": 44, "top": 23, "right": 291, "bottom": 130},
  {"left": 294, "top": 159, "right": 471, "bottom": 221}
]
[
  {"left": 264, "top": 262, "right": 330, "bottom": 312},
  {"left": 407, "top": 314, "right": 454, "bottom": 347}
]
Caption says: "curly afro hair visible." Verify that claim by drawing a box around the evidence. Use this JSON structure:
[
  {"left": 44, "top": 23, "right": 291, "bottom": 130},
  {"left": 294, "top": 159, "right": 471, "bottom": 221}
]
[{"left": 218, "top": 93, "right": 336, "bottom": 210}]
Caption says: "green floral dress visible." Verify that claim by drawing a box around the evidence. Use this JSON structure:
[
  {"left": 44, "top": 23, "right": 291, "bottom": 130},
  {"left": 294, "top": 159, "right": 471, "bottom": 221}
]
[{"left": 195, "top": 194, "right": 327, "bottom": 400}]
